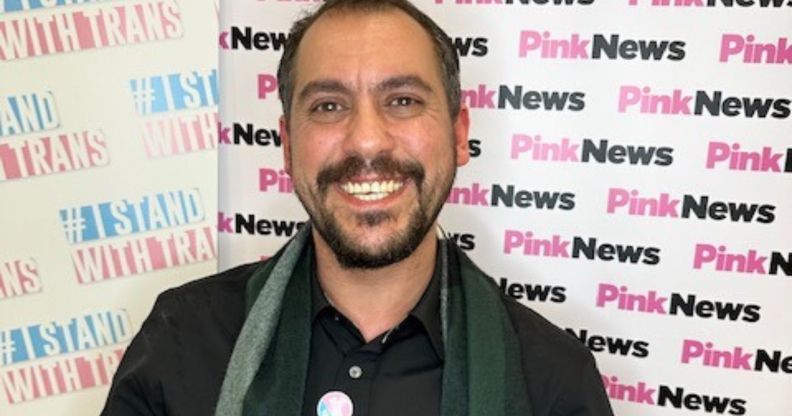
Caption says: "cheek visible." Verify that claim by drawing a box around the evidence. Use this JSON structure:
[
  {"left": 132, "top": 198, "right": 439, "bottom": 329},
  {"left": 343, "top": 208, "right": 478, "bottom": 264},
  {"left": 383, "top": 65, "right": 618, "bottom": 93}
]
[
  {"left": 400, "top": 125, "right": 454, "bottom": 165},
  {"left": 290, "top": 129, "right": 343, "bottom": 176}
]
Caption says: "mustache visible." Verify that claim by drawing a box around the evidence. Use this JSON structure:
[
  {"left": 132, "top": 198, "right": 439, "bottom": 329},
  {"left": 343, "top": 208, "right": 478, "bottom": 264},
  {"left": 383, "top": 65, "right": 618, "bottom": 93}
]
[{"left": 316, "top": 155, "right": 425, "bottom": 193}]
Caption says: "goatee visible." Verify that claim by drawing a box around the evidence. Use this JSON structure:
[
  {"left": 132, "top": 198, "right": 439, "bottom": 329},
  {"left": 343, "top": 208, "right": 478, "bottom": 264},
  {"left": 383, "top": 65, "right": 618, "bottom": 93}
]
[{"left": 295, "top": 154, "right": 451, "bottom": 269}]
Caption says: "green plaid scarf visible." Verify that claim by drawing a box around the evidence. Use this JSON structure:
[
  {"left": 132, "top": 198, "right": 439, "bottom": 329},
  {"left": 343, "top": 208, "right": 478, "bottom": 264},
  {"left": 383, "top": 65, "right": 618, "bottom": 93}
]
[{"left": 215, "top": 224, "right": 532, "bottom": 416}]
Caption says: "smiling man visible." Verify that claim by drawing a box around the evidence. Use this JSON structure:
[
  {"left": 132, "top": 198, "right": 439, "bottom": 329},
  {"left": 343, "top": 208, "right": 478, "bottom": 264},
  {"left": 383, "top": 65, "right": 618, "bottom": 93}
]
[{"left": 102, "top": 1, "right": 614, "bottom": 415}]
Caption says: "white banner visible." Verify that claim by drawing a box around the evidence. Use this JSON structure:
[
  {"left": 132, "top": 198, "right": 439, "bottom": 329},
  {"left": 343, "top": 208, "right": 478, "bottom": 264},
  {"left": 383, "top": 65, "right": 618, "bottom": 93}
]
[
  {"left": 219, "top": 2, "right": 792, "bottom": 416},
  {"left": 0, "top": 1, "right": 219, "bottom": 414}
]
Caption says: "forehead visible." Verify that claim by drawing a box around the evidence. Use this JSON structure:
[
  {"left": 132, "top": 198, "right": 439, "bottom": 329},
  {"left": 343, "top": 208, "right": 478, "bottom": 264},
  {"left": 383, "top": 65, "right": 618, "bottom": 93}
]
[{"left": 294, "top": 9, "right": 442, "bottom": 91}]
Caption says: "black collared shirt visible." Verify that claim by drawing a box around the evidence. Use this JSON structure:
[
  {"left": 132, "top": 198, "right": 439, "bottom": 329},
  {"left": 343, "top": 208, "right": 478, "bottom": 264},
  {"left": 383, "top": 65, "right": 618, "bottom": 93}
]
[
  {"left": 101, "top": 244, "right": 614, "bottom": 416},
  {"left": 303, "top": 257, "right": 443, "bottom": 416}
]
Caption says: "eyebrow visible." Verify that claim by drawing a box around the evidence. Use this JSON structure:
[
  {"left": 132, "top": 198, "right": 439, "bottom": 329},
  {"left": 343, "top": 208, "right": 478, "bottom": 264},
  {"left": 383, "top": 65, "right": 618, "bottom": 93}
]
[
  {"left": 297, "top": 79, "right": 352, "bottom": 102},
  {"left": 375, "top": 75, "right": 433, "bottom": 95},
  {"left": 297, "top": 74, "right": 434, "bottom": 103}
]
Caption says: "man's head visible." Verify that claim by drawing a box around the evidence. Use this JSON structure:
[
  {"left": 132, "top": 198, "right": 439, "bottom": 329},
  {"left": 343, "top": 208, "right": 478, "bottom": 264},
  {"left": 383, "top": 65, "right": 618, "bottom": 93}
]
[
  {"left": 278, "top": 0, "right": 462, "bottom": 124},
  {"left": 278, "top": 0, "right": 470, "bottom": 269}
]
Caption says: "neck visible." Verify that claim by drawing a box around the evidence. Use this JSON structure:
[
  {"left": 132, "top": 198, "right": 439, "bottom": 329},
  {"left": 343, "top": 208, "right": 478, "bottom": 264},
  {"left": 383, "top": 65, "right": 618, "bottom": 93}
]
[{"left": 312, "top": 226, "right": 437, "bottom": 342}]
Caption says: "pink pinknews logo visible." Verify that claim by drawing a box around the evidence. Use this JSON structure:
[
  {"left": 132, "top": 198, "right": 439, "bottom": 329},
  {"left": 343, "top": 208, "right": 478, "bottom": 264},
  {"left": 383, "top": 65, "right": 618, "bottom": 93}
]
[
  {"left": 617, "top": 86, "right": 791, "bottom": 118},
  {"left": 693, "top": 244, "right": 791, "bottom": 276},
  {"left": 510, "top": 134, "right": 674, "bottom": 166},
  {"left": 605, "top": 188, "right": 775, "bottom": 223},
  {"left": 601, "top": 373, "right": 748, "bottom": 414},
  {"left": 681, "top": 340, "right": 792, "bottom": 374},
  {"left": 518, "top": 31, "right": 685, "bottom": 61},
  {"left": 594, "top": 283, "right": 761, "bottom": 322},
  {"left": 504, "top": 231, "right": 661, "bottom": 265},
  {"left": 447, "top": 183, "right": 575, "bottom": 210},
  {"left": 258, "top": 74, "right": 278, "bottom": 100},
  {"left": 720, "top": 34, "right": 792, "bottom": 63},
  {"left": 706, "top": 141, "right": 792, "bottom": 173},
  {"left": 259, "top": 167, "right": 293, "bottom": 193},
  {"left": 461, "top": 84, "right": 585, "bottom": 111}
]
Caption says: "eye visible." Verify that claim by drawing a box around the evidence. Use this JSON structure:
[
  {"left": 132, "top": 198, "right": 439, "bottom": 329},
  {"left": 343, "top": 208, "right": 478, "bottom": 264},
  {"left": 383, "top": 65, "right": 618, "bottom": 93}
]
[
  {"left": 385, "top": 95, "right": 424, "bottom": 118},
  {"left": 389, "top": 96, "right": 419, "bottom": 107},
  {"left": 312, "top": 101, "right": 343, "bottom": 113},
  {"left": 308, "top": 100, "right": 349, "bottom": 123}
]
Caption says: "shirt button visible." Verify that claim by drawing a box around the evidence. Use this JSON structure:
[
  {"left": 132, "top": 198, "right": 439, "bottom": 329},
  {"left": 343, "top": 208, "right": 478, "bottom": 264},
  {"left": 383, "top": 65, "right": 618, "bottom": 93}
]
[{"left": 348, "top": 365, "right": 363, "bottom": 379}]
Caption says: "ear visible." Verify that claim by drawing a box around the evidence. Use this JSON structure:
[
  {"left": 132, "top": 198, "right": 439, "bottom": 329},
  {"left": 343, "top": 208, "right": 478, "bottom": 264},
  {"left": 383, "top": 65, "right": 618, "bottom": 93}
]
[
  {"left": 453, "top": 105, "right": 471, "bottom": 167},
  {"left": 280, "top": 115, "right": 292, "bottom": 175}
]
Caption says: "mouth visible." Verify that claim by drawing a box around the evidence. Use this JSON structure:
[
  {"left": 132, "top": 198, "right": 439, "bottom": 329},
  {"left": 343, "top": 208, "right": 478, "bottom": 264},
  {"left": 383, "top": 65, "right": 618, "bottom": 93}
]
[{"left": 339, "top": 178, "right": 405, "bottom": 202}]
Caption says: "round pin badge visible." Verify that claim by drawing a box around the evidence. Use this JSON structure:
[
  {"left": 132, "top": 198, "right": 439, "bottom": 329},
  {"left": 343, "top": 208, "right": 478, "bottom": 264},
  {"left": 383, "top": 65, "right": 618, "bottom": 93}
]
[{"left": 316, "top": 391, "right": 354, "bottom": 416}]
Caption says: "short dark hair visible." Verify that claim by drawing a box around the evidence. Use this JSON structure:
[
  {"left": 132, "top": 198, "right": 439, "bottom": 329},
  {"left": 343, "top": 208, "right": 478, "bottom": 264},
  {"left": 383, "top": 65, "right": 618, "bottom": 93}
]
[{"left": 277, "top": 0, "right": 461, "bottom": 123}]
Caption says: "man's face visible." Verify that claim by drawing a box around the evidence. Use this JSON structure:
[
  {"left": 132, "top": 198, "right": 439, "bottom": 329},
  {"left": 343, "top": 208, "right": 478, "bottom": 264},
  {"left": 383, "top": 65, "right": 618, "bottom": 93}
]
[{"left": 281, "top": 9, "right": 469, "bottom": 269}]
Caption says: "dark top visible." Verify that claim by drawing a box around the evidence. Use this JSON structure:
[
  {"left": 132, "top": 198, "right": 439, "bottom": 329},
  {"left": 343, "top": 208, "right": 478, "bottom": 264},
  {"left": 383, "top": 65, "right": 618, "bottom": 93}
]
[
  {"left": 101, "top": 249, "right": 613, "bottom": 416},
  {"left": 304, "top": 254, "right": 443, "bottom": 416}
]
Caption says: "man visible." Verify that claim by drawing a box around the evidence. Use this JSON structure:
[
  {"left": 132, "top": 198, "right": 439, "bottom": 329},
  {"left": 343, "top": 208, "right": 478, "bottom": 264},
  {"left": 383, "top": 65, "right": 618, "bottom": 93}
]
[{"left": 102, "top": 1, "right": 614, "bottom": 415}]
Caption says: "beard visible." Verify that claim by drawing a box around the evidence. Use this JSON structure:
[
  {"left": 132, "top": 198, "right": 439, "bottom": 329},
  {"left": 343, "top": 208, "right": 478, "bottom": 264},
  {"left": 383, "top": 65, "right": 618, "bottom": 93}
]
[{"left": 293, "top": 152, "right": 455, "bottom": 269}]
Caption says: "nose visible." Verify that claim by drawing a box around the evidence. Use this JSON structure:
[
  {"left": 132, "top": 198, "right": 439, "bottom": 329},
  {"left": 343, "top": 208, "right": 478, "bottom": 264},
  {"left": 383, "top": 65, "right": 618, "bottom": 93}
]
[{"left": 342, "top": 99, "right": 395, "bottom": 160}]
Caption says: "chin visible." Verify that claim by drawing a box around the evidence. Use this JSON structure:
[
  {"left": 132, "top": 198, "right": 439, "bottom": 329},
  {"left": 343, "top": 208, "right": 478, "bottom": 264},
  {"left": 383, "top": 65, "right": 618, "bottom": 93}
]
[{"left": 325, "top": 223, "right": 428, "bottom": 270}]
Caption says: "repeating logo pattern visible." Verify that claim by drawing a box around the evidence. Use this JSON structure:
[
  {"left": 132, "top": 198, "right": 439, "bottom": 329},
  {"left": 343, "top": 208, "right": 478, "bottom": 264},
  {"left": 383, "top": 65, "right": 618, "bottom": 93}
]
[{"left": 220, "top": 2, "right": 792, "bottom": 416}]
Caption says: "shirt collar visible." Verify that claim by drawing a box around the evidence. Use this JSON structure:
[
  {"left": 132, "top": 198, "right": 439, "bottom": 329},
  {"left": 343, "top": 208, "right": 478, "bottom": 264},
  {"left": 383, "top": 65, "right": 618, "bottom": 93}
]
[{"left": 309, "top": 240, "right": 445, "bottom": 359}]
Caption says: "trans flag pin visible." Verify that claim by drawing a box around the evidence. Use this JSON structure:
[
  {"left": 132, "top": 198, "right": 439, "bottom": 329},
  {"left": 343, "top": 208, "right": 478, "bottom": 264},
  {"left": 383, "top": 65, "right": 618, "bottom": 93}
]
[{"left": 316, "top": 391, "right": 354, "bottom": 416}]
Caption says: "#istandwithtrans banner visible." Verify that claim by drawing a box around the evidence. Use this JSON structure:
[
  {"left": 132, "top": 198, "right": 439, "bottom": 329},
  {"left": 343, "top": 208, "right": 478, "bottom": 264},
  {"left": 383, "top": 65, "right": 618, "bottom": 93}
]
[{"left": 0, "top": 0, "right": 219, "bottom": 415}]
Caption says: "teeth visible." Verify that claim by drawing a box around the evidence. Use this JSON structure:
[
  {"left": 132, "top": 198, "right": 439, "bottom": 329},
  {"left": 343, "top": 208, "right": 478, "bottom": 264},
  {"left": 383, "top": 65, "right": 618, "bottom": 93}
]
[
  {"left": 340, "top": 180, "right": 404, "bottom": 200},
  {"left": 359, "top": 193, "right": 388, "bottom": 201}
]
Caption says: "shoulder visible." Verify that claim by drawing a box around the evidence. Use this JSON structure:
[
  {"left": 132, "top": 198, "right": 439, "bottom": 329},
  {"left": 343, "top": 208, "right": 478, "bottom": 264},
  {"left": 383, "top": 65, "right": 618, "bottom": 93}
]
[
  {"left": 146, "top": 261, "right": 265, "bottom": 341},
  {"left": 101, "top": 261, "right": 265, "bottom": 415},
  {"left": 501, "top": 295, "right": 593, "bottom": 369},
  {"left": 157, "top": 261, "right": 260, "bottom": 306},
  {"left": 136, "top": 260, "right": 264, "bottom": 355},
  {"left": 500, "top": 295, "right": 613, "bottom": 415},
  {"left": 451, "top": 244, "right": 596, "bottom": 377}
]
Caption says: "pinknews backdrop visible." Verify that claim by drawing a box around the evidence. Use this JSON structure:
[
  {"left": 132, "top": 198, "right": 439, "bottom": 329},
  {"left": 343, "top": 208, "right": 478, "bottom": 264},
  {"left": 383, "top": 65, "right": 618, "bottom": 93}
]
[
  {"left": 219, "top": 1, "right": 791, "bottom": 416},
  {"left": 0, "top": 0, "right": 218, "bottom": 414},
  {"left": 2, "top": 1, "right": 790, "bottom": 415}
]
